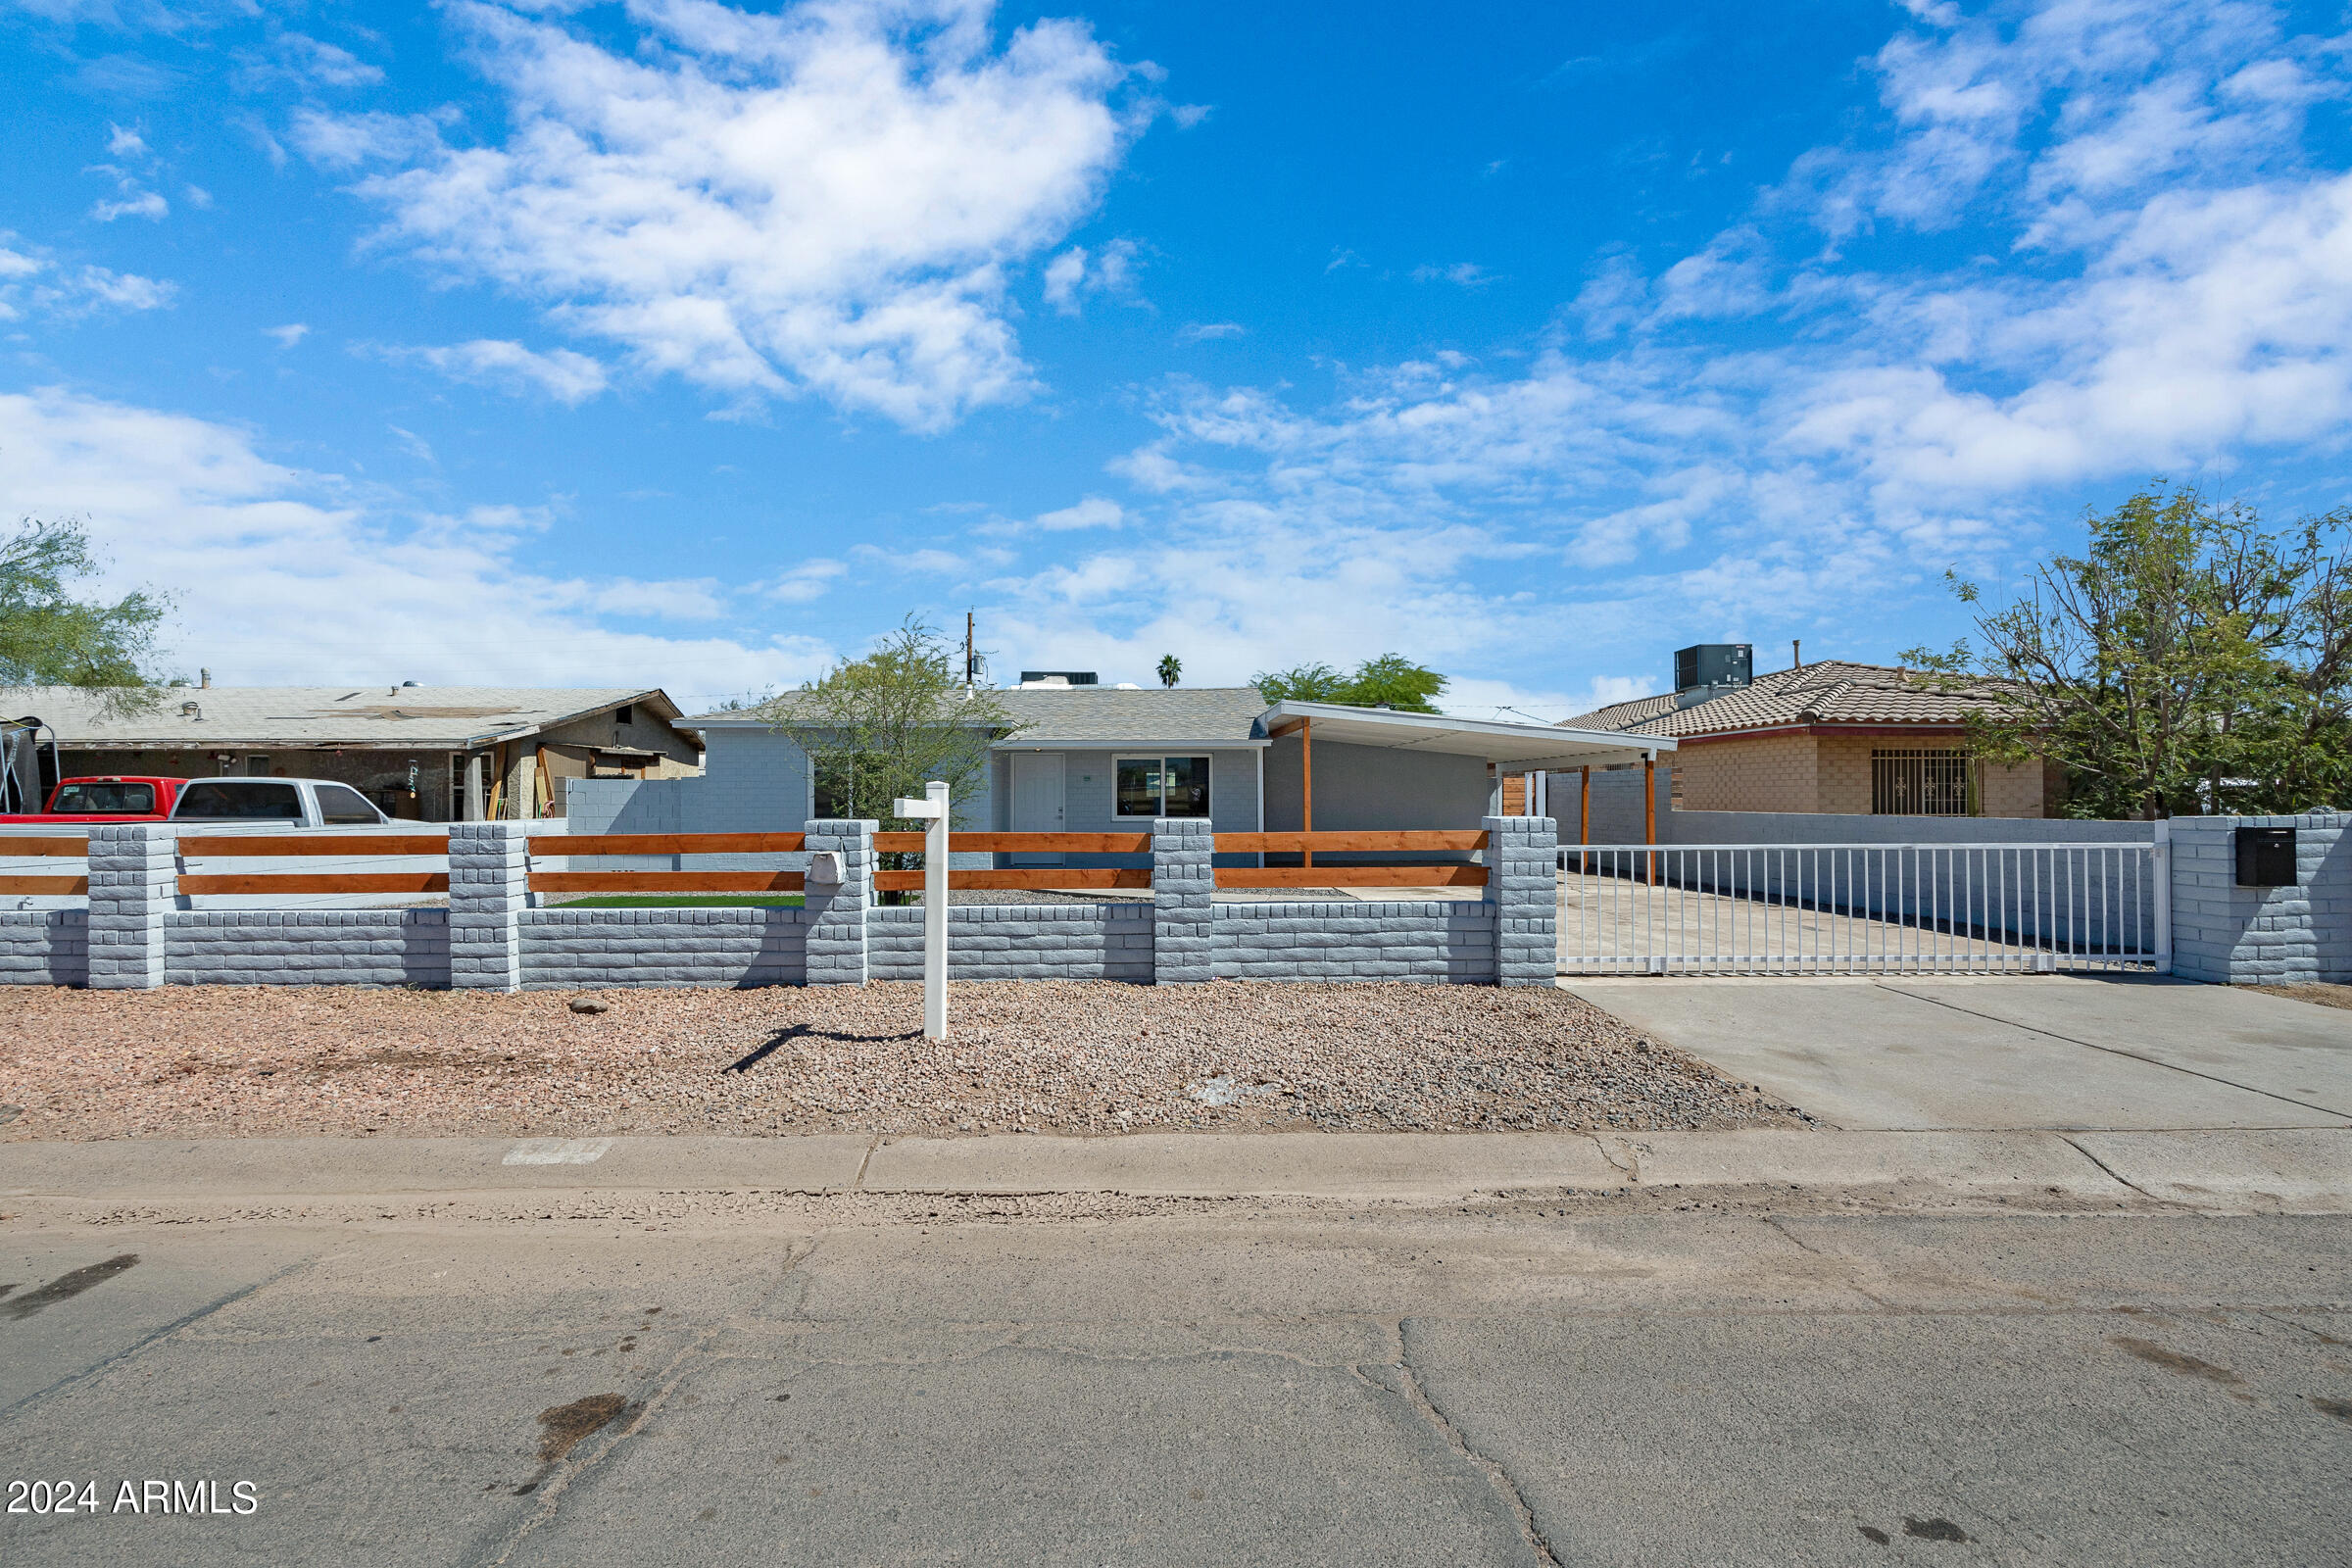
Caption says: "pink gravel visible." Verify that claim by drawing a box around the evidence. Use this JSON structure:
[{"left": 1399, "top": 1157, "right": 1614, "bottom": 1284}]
[{"left": 0, "top": 981, "right": 1806, "bottom": 1142}]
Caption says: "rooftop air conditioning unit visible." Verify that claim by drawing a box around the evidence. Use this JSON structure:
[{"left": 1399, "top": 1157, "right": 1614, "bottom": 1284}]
[{"left": 1673, "top": 644, "right": 1752, "bottom": 708}]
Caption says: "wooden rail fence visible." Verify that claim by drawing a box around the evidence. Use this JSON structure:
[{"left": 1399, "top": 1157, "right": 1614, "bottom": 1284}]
[
  {"left": 0, "top": 836, "right": 89, "bottom": 897},
  {"left": 0, "top": 827, "right": 1495, "bottom": 900},
  {"left": 1212, "top": 830, "right": 1489, "bottom": 890}
]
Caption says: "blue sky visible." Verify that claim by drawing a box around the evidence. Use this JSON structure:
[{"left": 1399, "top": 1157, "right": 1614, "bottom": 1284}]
[{"left": 4, "top": 0, "right": 2351, "bottom": 718}]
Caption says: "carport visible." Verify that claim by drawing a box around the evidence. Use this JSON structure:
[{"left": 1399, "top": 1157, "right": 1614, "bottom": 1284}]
[{"left": 1256, "top": 701, "right": 1674, "bottom": 854}]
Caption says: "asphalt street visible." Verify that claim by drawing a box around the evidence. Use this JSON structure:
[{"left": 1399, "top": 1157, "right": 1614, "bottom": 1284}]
[{"left": 2, "top": 1193, "right": 2347, "bottom": 1566}]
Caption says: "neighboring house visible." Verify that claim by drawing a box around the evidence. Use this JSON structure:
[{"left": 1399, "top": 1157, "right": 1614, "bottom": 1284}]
[
  {"left": 578, "top": 678, "right": 1664, "bottom": 858},
  {"left": 0, "top": 684, "right": 702, "bottom": 821},
  {"left": 1560, "top": 651, "right": 2059, "bottom": 818}
]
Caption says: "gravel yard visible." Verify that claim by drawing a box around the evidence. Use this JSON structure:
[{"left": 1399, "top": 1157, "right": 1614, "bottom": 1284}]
[{"left": 0, "top": 982, "right": 1806, "bottom": 1143}]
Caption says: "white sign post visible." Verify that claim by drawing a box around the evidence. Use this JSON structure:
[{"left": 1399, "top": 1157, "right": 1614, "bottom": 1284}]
[{"left": 892, "top": 780, "right": 950, "bottom": 1040}]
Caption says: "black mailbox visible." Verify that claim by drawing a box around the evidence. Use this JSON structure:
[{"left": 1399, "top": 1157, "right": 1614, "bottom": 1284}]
[{"left": 2235, "top": 826, "right": 2298, "bottom": 888}]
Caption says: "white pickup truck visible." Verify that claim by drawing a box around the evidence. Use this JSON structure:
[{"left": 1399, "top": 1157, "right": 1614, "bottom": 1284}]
[{"left": 169, "top": 777, "right": 396, "bottom": 828}]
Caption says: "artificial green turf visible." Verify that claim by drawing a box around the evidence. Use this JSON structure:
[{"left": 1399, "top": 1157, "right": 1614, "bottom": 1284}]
[{"left": 551, "top": 894, "right": 807, "bottom": 908}]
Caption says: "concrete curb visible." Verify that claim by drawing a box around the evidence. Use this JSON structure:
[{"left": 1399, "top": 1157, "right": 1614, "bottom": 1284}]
[
  {"left": 2068, "top": 1128, "right": 2352, "bottom": 1212},
  {"left": 3, "top": 1127, "right": 2346, "bottom": 1211}
]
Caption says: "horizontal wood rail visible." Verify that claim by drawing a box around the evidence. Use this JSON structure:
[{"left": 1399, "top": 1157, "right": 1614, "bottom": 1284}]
[
  {"left": 530, "top": 832, "right": 807, "bottom": 856},
  {"left": 0, "top": 875, "right": 87, "bottom": 895},
  {"left": 178, "top": 873, "right": 450, "bottom": 896},
  {"left": 872, "top": 867, "right": 1152, "bottom": 892},
  {"left": 178, "top": 834, "right": 450, "bottom": 857},
  {"left": 1215, "top": 866, "right": 1489, "bottom": 889},
  {"left": 1216, "top": 831, "right": 1489, "bottom": 853},
  {"left": 871, "top": 832, "right": 1152, "bottom": 855},
  {"left": 530, "top": 871, "right": 807, "bottom": 894},
  {"left": 0, "top": 837, "right": 90, "bottom": 858}
]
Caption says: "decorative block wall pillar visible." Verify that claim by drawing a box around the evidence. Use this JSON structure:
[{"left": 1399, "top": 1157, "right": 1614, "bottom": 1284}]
[
  {"left": 1152, "top": 816, "right": 1214, "bottom": 984},
  {"left": 805, "top": 818, "right": 874, "bottom": 986},
  {"left": 449, "top": 821, "right": 530, "bottom": 991},
  {"left": 2167, "top": 812, "right": 2348, "bottom": 984},
  {"left": 86, "top": 821, "right": 174, "bottom": 989},
  {"left": 1486, "top": 813, "right": 1557, "bottom": 987}
]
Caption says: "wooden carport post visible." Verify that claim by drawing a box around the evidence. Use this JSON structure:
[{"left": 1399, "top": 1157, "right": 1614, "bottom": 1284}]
[
  {"left": 1299, "top": 717, "right": 1313, "bottom": 870},
  {"left": 1643, "top": 752, "right": 1658, "bottom": 886}
]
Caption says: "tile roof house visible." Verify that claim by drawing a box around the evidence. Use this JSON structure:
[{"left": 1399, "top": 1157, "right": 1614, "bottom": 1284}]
[
  {"left": 1560, "top": 660, "right": 2059, "bottom": 818},
  {"left": 2, "top": 684, "right": 702, "bottom": 821}
]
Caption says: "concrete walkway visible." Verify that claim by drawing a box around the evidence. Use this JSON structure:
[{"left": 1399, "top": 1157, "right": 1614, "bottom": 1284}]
[{"left": 1563, "top": 974, "right": 2352, "bottom": 1131}]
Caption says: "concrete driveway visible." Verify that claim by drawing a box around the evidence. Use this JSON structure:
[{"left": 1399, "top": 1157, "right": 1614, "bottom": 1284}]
[{"left": 1561, "top": 976, "right": 2352, "bottom": 1131}]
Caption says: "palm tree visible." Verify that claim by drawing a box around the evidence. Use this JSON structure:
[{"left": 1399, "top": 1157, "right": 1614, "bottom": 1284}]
[{"left": 1156, "top": 654, "right": 1182, "bottom": 688}]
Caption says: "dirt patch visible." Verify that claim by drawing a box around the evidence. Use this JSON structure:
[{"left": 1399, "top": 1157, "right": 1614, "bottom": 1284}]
[
  {"left": 0, "top": 980, "right": 1807, "bottom": 1142},
  {"left": 537, "top": 1394, "right": 627, "bottom": 1461},
  {"left": 2246, "top": 982, "right": 2352, "bottom": 1011}
]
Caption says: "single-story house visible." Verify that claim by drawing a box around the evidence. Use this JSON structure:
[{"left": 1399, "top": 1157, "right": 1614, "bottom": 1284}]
[
  {"left": 1559, "top": 652, "right": 2059, "bottom": 818},
  {"left": 576, "top": 679, "right": 1667, "bottom": 858},
  {"left": 1, "top": 684, "right": 703, "bottom": 821}
]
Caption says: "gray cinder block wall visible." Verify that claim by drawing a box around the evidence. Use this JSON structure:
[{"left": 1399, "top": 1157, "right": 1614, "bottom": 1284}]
[
  {"left": 16, "top": 811, "right": 1564, "bottom": 991},
  {"left": 87, "top": 822, "right": 172, "bottom": 989},
  {"left": 1488, "top": 814, "right": 1557, "bottom": 986},
  {"left": 2169, "top": 814, "right": 2351, "bottom": 984},
  {"left": 1152, "top": 817, "right": 1213, "bottom": 984},
  {"left": 0, "top": 909, "right": 87, "bottom": 986},
  {"left": 804, "top": 818, "right": 873, "bottom": 987},
  {"left": 870, "top": 904, "right": 1154, "bottom": 983},
  {"left": 450, "top": 822, "right": 529, "bottom": 992},
  {"left": 169, "top": 910, "right": 452, "bottom": 987}
]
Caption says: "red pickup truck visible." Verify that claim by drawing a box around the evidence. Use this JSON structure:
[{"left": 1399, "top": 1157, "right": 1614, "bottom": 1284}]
[{"left": 0, "top": 776, "right": 188, "bottom": 823}]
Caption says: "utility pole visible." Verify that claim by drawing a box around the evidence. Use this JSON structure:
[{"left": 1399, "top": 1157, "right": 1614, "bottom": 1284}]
[{"left": 965, "top": 612, "right": 977, "bottom": 688}]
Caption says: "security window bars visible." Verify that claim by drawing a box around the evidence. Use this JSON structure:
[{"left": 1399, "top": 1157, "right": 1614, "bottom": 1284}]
[
  {"left": 1115, "top": 756, "right": 1211, "bottom": 818},
  {"left": 1873, "top": 749, "right": 1971, "bottom": 816}
]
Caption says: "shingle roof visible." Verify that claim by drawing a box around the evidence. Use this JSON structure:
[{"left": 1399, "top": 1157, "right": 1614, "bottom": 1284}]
[
  {"left": 1559, "top": 661, "right": 2020, "bottom": 739},
  {"left": 2, "top": 685, "right": 683, "bottom": 749},
  {"left": 704, "top": 685, "right": 1272, "bottom": 745}
]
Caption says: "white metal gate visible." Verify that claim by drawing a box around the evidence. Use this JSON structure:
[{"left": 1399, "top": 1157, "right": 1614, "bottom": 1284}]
[{"left": 1556, "top": 839, "right": 2168, "bottom": 976}]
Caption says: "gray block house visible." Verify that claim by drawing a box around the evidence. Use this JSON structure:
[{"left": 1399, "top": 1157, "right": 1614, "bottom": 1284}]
[{"left": 568, "top": 680, "right": 1666, "bottom": 864}]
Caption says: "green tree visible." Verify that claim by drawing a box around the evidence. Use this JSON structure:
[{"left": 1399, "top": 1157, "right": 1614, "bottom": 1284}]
[
  {"left": 1156, "top": 653, "right": 1182, "bottom": 688},
  {"left": 783, "top": 617, "right": 1022, "bottom": 897},
  {"left": 1251, "top": 653, "right": 1448, "bottom": 712},
  {"left": 1, "top": 517, "right": 172, "bottom": 707},
  {"left": 1904, "top": 485, "right": 2352, "bottom": 818}
]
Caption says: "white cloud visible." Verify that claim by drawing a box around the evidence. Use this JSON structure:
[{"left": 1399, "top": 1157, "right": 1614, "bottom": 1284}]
[
  {"left": 384, "top": 338, "right": 612, "bottom": 404},
  {"left": 263, "top": 322, "right": 310, "bottom": 349},
  {"left": 1040, "top": 237, "right": 1141, "bottom": 315},
  {"left": 1568, "top": 675, "right": 1653, "bottom": 712},
  {"left": 386, "top": 424, "right": 435, "bottom": 465},
  {"left": 308, "top": 0, "right": 1144, "bottom": 430},
  {"left": 1042, "top": 248, "right": 1088, "bottom": 313},
  {"left": 1177, "top": 320, "right": 1244, "bottom": 342},
  {"left": 0, "top": 385, "right": 832, "bottom": 691},
  {"left": 1033, "top": 495, "right": 1121, "bottom": 530},
  {"left": 0, "top": 244, "right": 177, "bottom": 321},
  {"left": 87, "top": 123, "right": 169, "bottom": 223},
  {"left": 766, "top": 557, "right": 848, "bottom": 603},
  {"left": 1412, "top": 262, "right": 1493, "bottom": 287},
  {"left": 90, "top": 189, "right": 167, "bottom": 222},
  {"left": 245, "top": 32, "right": 385, "bottom": 90}
]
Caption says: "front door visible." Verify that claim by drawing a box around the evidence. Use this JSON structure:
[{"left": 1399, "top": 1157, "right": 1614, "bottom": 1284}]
[{"left": 1009, "top": 753, "right": 1066, "bottom": 864}]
